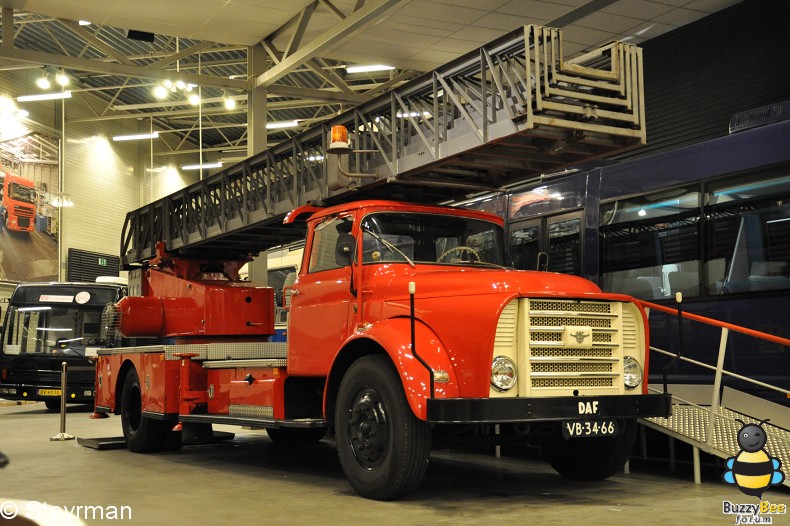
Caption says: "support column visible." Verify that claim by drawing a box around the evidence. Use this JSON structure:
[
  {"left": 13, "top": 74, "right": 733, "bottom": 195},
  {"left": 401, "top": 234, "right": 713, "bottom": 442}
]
[
  {"left": 245, "top": 44, "right": 268, "bottom": 285},
  {"left": 247, "top": 44, "right": 268, "bottom": 157}
]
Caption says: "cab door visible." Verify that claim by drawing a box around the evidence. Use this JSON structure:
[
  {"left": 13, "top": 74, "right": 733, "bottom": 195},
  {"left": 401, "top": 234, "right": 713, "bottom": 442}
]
[{"left": 286, "top": 214, "right": 355, "bottom": 375}]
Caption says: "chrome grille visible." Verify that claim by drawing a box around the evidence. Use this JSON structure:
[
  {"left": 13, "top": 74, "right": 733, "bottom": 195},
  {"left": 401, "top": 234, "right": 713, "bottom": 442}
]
[
  {"left": 526, "top": 298, "right": 623, "bottom": 395},
  {"left": 532, "top": 378, "right": 614, "bottom": 388},
  {"left": 531, "top": 347, "right": 614, "bottom": 358},
  {"left": 529, "top": 300, "right": 611, "bottom": 314},
  {"left": 531, "top": 362, "right": 613, "bottom": 373}
]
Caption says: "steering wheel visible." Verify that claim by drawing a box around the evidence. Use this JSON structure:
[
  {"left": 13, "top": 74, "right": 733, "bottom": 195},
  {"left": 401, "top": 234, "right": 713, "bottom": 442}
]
[{"left": 437, "top": 245, "right": 481, "bottom": 263}]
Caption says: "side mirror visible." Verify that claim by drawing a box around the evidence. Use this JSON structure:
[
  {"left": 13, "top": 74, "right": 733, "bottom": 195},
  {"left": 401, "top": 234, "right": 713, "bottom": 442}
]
[{"left": 335, "top": 233, "right": 356, "bottom": 267}]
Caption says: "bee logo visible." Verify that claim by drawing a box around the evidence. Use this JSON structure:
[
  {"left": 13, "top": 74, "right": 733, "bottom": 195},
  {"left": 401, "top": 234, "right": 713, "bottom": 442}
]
[{"left": 723, "top": 418, "right": 784, "bottom": 498}]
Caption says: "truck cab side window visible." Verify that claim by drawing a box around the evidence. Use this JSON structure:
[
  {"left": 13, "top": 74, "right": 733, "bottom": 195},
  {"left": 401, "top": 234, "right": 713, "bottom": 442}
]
[{"left": 308, "top": 216, "right": 353, "bottom": 273}]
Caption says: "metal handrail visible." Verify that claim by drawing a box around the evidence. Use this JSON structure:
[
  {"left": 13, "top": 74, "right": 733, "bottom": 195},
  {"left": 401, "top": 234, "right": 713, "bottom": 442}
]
[{"left": 637, "top": 299, "right": 790, "bottom": 454}]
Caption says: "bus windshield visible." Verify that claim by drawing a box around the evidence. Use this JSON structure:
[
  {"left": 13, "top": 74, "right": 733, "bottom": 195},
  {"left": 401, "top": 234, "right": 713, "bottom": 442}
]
[
  {"left": 3, "top": 304, "right": 104, "bottom": 357},
  {"left": 360, "top": 212, "right": 509, "bottom": 267}
]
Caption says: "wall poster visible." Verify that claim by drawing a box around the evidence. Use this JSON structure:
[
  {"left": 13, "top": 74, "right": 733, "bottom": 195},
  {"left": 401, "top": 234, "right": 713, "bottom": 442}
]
[{"left": 0, "top": 125, "right": 60, "bottom": 284}]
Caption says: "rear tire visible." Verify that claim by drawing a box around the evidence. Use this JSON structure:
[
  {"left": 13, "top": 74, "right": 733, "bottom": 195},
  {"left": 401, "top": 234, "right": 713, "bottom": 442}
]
[
  {"left": 335, "top": 355, "right": 431, "bottom": 500},
  {"left": 44, "top": 399, "right": 61, "bottom": 411},
  {"left": 545, "top": 419, "right": 637, "bottom": 480},
  {"left": 120, "top": 369, "right": 170, "bottom": 453}
]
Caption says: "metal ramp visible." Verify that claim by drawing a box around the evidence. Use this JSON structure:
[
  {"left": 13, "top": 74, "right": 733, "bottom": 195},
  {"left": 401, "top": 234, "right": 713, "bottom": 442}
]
[
  {"left": 121, "top": 24, "right": 645, "bottom": 266},
  {"left": 635, "top": 299, "right": 790, "bottom": 486},
  {"left": 641, "top": 386, "right": 790, "bottom": 487}
]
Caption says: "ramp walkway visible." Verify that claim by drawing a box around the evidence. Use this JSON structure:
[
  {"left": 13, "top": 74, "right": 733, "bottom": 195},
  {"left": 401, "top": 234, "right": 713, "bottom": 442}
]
[{"left": 636, "top": 299, "right": 790, "bottom": 486}]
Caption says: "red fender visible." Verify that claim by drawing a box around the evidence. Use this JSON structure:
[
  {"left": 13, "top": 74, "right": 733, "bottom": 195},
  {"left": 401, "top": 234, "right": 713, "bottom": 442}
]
[{"left": 331, "top": 317, "right": 461, "bottom": 421}]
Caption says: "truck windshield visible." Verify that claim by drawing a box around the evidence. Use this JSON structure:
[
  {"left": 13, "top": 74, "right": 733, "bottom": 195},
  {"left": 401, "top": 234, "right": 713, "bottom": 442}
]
[
  {"left": 9, "top": 182, "right": 35, "bottom": 204},
  {"left": 360, "top": 212, "right": 509, "bottom": 267},
  {"left": 2, "top": 305, "right": 104, "bottom": 356}
]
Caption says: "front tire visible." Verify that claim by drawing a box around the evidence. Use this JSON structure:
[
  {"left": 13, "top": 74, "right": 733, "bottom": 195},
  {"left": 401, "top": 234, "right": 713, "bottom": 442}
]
[
  {"left": 545, "top": 419, "right": 637, "bottom": 480},
  {"left": 335, "top": 355, "right": 431, "bottom": 500},
  {"left": 120, "top": 369, "right": 174, "bottom": 453}
]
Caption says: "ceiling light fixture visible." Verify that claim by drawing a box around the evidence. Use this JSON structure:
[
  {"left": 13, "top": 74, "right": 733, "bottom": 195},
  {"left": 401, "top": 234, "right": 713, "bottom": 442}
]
[
  {"left": 222, "top": 91, "right": 236, "bottom": 110},
  {"left": 152, "top": 85, "right": 168, "bottom": 99},
  {"left": 17, "top": 91, "right": 72, "bottom": 102},
  {"left": 181, "top": 162, "right": 222, "bottom": 170},
  {"left": 78, "top": 20, "right": 91, "bottom": 26},
  {"left": 35, "top": 71, "right": 50, "bottom": 90},
  {"left": 345, "top": 64, "right": 395, "bottom": 74},
  {"left": 266, "top": 120, "right": 299, "bottom": 130},
  {"left": 55, "top": 70, "right": 69, "bottom": 87},
  {"left": 112, "top": 132, "right": 160, "bottom": 142}
]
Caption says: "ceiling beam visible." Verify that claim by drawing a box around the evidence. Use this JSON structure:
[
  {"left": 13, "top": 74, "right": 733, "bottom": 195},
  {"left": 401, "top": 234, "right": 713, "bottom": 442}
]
[
  {"left": 255, "top": 0, "right": 402, "bottom": 88},
  {"left": 57, "top": 19, "right": 135, "bottom": 66},
  {"left": 265, "top": 83, "right": 370, "bottom": 103},
  {"left": 0, "top": 46, "right": 247, "bottom": 89},
  {"left": 148, "top": 41, "right": 214, "bottom": 69}
]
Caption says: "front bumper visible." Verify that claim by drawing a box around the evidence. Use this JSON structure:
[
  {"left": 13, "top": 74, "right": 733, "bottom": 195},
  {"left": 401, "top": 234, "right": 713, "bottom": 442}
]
[
  {"left": 0, "top": 383, "right": 94, "bottom": 404},
  {"left": 427, "top": 393, "right": 672, "bottom": 424}
]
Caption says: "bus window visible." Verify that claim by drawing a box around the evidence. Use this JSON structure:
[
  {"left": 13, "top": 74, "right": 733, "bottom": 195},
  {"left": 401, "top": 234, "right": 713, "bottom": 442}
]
[
  {"left": 509, "top": 222, "right": 540, "bottom": 270},
  {"left": 707, "top": 174, "right": 790, "bottom": 294},
  {"left": 600, "top": 188, "right": 701, "bottom": 300},
  {"left": 509, "top": 212, "right": 582, "bottom": 275},
  {"left": 547, "top": 216, "right": 581, "bottom": 274}
]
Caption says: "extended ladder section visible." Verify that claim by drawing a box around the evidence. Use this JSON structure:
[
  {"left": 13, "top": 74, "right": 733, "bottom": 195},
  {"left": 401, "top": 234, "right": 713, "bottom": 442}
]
[
  {"left": 636, "top": 300, "right": 790, "bottom": 487},
  {"left": 121, "top": 25, "right": 645, "bottom": 266}
]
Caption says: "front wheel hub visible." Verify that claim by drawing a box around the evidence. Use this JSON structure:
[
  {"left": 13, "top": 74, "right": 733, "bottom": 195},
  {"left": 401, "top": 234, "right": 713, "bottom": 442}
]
[{"left": 348, "top": 389, "right": 390, "bottom": 468}]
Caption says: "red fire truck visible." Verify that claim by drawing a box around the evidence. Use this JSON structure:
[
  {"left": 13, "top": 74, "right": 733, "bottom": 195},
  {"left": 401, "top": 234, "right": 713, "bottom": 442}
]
[
  {"left": 0, "top": 172, "right": 36, "bottom": 233},
  {"left": 94, "top": 200, "right": 671, "bottom": 500}
]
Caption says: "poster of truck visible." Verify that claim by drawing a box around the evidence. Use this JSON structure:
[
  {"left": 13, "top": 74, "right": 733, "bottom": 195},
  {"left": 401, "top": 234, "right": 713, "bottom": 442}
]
[{"left": 0, "top": 169, "right": 58, "bottom": 282}]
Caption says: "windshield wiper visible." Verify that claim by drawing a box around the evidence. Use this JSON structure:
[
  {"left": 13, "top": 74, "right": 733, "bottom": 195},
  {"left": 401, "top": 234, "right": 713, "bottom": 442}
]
[{"left": 362, "top": 228, "right": 415, "bottom": 268}]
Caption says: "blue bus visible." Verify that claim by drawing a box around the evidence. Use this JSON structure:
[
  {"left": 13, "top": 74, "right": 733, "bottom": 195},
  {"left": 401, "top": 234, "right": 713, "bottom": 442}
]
[{"left": 494, "top": 115, "right": 790, "bottom": 399}]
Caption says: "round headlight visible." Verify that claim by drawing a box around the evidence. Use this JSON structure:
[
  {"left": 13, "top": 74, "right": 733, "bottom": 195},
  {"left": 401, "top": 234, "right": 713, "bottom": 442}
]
[
  {"left": 491, "top": 356, "right": 517, "bottom": 392},
  {"left": 623, "top": 355, "right": 642, "bottom": 389}
]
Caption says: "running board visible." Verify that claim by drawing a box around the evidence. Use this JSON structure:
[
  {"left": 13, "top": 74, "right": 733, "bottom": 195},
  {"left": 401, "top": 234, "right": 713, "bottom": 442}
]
[{"left": 180, "top": 414, "right": 327, "bottom": 429}]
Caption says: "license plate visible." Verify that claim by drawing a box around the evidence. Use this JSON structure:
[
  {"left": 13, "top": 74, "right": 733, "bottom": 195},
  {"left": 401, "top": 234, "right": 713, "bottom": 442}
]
[
  {"left": 38, "top": 389, "right": 62, "bottom": 397},
  {"left": 562, "top": 420, "right": 618, "bottom": 438}
]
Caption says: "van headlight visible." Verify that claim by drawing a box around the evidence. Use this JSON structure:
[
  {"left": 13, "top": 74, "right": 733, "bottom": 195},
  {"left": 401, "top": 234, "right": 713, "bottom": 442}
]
[
  {"left": 491, "top": 356, "right": 517, "bottom": 392},
  {"left": 623, "top": 356, "right": 642, "bottom": 389}
]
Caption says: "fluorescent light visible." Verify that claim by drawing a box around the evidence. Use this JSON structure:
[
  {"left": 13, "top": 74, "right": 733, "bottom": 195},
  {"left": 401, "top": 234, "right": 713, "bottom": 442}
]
[
  {"left": 266, "top": 120, "right": 298, "bottom": 129},
  {"left": 78, "top": 20, "right": 91, "bottom": 26},
  {"left": 181, "top": 162, "right": 222, "bottom": 170},
  {"left": 17, "top": 91, "right": 72, "bottom": 102},
  {"left": 112, "top": 132, "right": 160, "bottom": 142},
  {"left": 346, "top": 64, "right": 395, "bottom": 74}
]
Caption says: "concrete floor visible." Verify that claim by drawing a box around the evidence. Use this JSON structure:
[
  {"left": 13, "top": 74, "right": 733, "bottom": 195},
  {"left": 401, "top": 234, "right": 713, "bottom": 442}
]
[{"left": 1, "top": 401, "right": 787, "bottom": 525}]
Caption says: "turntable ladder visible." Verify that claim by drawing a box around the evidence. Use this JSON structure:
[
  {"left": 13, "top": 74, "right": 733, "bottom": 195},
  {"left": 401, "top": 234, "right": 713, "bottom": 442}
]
[{"left": 121, "top": 24, "right": 646, "bottom": 266}]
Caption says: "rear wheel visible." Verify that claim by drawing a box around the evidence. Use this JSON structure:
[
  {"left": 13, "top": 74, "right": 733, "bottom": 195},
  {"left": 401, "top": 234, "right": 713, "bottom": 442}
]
[
  {"left": 545, "top": 419, "right": 637, "bottom": 480},
  {"left": 120, "top": 369, "right": 173, "bottom": 453},
  {"left": 335, "top": 355, "right": 431, "bottom": 500},
  {"left": 44, "top": 399, "right": 61, "bottom": 411}
]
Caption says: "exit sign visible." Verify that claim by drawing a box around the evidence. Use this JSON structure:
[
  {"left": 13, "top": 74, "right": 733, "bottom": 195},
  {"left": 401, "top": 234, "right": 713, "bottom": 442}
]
[{"left": 98, "top": 257, "right": 107, "bottom": 266}]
